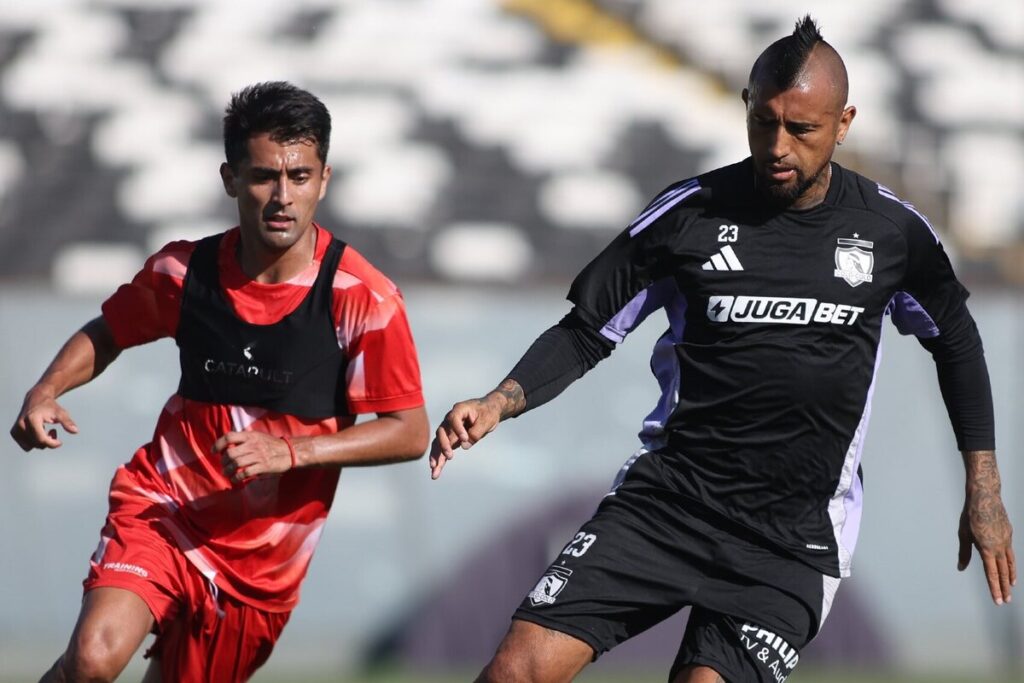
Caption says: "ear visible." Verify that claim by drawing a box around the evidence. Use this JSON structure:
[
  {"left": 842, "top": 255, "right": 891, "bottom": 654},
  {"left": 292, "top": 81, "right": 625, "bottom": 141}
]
[
  {"left": 220, "top": 162, "right": 238, "bottom": 198},
  {"left": 741, "top": 88, "right": 750, "bottom": 107},
  {"left": 318, "top": 164, "right": 332, "bottom": 201},
  {"left": 836, "top": 105, "right": 857, "bottom": 145}
]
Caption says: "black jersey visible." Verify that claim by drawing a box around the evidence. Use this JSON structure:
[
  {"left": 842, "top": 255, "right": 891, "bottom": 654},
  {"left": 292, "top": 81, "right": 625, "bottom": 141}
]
[{"left": 565, "top": 159, "right": 984, "bottom": 577}]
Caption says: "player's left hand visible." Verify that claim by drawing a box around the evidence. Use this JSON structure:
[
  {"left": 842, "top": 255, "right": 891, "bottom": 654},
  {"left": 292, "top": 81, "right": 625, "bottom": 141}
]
[
  {"left": 958, "top": 492, "right": 1016, "bottom": 605},
  {"left": 213, "top": 431, "right": 294, "bottom": 484}
]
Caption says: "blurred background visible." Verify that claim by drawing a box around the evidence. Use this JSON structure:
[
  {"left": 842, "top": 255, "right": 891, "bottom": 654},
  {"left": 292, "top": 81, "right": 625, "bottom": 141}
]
[{"left": 0, "top": 0, "right": 1021, "bottom": 681}]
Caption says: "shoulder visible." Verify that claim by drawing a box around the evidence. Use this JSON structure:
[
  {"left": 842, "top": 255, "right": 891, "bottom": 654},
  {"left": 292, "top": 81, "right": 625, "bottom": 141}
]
[
  {"left": 146, "top": 239, "right": 198, "bottom": 280},
  {"left": 833, "top": 165, "right": 940, "bottom": 244},
  {"left": 330, "top": 243, "right": 414, "bottom": 341},
  {"left": 333, "top": 243, "right": 401, "bottom": 303},
  {"left": 627, "top": 160, "right": 752, "bottom": 236},
  {"left": 694, "top": 159, "right": 753, "bottom": 198},
  {"left": 873, "top": 181, "right": 941, "bottom": 245}
]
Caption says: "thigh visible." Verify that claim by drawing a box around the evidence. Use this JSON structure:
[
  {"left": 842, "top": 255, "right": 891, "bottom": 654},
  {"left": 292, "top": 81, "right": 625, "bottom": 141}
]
[
  {"left": 512, "top": 484, "right": 711, "bottom": 658},
  {"left": 75, "top": 493, "right": 190, "bottom": 675}
]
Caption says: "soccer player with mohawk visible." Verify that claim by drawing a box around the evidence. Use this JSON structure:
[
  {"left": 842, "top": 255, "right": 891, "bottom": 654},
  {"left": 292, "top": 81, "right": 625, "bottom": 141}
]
[{"left": 431, "top": 16, "right": 1015, "bottom": 682}]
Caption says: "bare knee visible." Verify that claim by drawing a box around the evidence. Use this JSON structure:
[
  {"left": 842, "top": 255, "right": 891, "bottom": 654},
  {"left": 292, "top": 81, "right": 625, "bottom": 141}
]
[
  {"left": 476, "top": 620, "right": 593, "bottom": 683},
  {"left": 479, "top": 650, "right": 550, "bottom": 683},
  {"left": 479, "top": 645, "right": 552, "bottom": 683},
  {"left": 49, "top": 587, "right": 154, "bottom": 683},
  {"left": 672, "top": 663, "right": 728, "bottom": 683},
  {"left": 477, "top": 654, "right": 520, "bottom": 683},
  {"left": 61, "top": 627, "right": 132, "bottom": 683}
]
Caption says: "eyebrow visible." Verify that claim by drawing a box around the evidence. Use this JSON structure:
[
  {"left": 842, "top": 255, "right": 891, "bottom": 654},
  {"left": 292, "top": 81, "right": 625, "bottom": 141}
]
[
  {"left": 751, "top": 113, "right": 820, "bottom": 127},
  {"left": 249, "top": 165, "right": 316, "bottom": 174}
]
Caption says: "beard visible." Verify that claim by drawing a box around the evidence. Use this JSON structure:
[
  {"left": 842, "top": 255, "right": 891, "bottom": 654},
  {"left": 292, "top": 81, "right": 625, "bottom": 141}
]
[{"left": 756, "top": 160, "right": 830, "bottom": 209}]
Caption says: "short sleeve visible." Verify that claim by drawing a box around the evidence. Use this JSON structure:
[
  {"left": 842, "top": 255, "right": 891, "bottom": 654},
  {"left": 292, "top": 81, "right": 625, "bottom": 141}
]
[
  {"left": 332, "top": 247, "right": 424, "bottom": 414},
  {"left": 343, "top": 290, "right": 424, "bottom": 414},
  {"left": 891, "top": 213, "right": 982, "bottom": 363},
  {"left": 101, "top": 241, "right": 193, "bottom": 348},
  {"left": 891, "top": 213, "right": 969, "bottom": 333},
  {"left": 567, "top": 181, "right": 697, "bottom": 342}
]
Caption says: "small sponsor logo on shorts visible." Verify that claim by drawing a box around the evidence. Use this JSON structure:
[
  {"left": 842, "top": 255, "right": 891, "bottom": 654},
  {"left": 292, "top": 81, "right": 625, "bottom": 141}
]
[
  {"left": 738, "top": 622, "right": 799, "bottom": 682},
  {"left": 103, "top": 562, "right": 149, "bottom": 578},
  {"left": 528, "top": 566, "right": 573, "bottom": 606},
  {"left": 805, "top": 543, "right": 829, "bottom": 551}
]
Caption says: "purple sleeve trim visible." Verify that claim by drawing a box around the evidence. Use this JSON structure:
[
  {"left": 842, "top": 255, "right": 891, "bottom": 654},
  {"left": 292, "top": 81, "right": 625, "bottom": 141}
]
[
  {"left": 628, "top": 184, "right": 701, "bottom": 237},
  {"left": 600, "top": 278, "right": 676, "bottom": 343},
  {"left": 878, "top": 184, "right": 940, "bottom": 244},
  {"left": 887, "top": 291, "right": 940, "bottom": 338}
]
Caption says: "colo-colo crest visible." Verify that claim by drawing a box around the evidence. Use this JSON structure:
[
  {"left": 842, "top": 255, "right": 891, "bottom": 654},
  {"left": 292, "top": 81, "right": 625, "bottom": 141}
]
[{"left": 834, "top": 237, "right": 873, "bottom": 287}]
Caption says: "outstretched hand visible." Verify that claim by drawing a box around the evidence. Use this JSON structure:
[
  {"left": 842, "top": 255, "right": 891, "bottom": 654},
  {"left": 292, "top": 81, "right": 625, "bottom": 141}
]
[
  {"left": 958, "top": 492, "right": 1016, "bottom": 605},
  {"left": 10, "top": 390, "right": 79, "bottom": 451},
  {"left": 429, "top": 397, "right": 502, "bottom": 480},
  {"left": 214, "top": 431, "right": 294, "bottom": 484}
]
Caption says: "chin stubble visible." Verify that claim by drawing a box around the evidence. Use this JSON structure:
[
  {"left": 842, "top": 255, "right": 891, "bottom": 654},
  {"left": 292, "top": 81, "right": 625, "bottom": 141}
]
[{"left": 759, "top": 162, "right": 829, "bottom": 208}]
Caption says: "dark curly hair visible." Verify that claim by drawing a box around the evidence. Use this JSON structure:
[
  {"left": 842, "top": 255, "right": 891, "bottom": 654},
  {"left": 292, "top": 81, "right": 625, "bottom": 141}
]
[{"left": 223, "top": 81, "right": 331, "bottom": 170}]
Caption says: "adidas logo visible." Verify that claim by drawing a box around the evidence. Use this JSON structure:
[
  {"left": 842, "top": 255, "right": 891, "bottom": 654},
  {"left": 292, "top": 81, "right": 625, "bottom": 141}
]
[{"left": 701, "top": 245, "right": 744, "bottom": 271}]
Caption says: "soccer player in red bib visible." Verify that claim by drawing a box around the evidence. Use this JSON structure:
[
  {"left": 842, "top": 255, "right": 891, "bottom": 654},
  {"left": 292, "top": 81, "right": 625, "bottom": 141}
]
[{"left": 11, "top": 82, "right": 428, "bottom": 683}]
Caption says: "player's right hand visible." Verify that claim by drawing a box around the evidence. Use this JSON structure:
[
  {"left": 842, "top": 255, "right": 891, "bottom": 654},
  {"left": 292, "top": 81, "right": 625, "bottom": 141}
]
[
  {"left": 429, "top": 397, "right": 501, "bottom": 480},
  {"left": 10, "top": 388, "right": 79, "bottom": 451}
]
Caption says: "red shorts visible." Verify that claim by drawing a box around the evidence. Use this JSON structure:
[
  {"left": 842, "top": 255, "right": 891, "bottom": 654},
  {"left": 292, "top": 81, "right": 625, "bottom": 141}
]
[{"left": 84, "top": 490, "right": 290, "bottom": 682}]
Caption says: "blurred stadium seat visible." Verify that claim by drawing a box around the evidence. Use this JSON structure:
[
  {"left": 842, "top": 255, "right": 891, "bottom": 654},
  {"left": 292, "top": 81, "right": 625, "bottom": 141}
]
[{"left": 0, "top": 0, "right": 1020, "bottom": 290}]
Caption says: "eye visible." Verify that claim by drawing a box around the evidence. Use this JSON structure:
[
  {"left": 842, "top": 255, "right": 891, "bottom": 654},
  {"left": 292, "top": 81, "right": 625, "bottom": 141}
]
[{"left": 249, "top": 170, "right": 276, "bottom": 183}]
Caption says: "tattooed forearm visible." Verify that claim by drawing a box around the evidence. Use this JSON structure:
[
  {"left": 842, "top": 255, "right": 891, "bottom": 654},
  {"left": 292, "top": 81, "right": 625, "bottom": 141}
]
[
  {"left": 490, "top": 378, "right": 526, "bottom": 420},
  {"left": 965, "top": 450, "right": 1002, "bottom": 497},
  {"left": 963, "top": 450, "right": 1012, "bottom": 543}
]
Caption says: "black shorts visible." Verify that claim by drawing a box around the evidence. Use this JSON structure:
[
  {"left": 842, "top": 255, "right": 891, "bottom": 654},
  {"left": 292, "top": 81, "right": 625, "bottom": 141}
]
[{"left": 513, "top": 450, "right": 840, "bottom": 682}]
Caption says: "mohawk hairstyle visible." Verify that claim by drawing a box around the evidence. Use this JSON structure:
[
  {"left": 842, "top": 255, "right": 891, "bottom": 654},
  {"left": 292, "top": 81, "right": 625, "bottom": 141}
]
[
  {"left": 751, "top": 15, "right": 826, "bottom": 91},
  {"left": 223, "top": 81, "right": 331, "bottom": 170}
]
